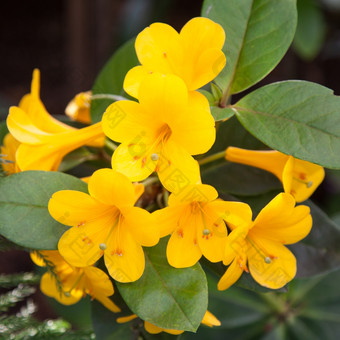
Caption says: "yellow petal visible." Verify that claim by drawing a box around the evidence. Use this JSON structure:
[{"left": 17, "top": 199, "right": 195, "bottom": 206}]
[
  {"left": 208, "top": 200, "right": 253, "bottom": 229},
  {"left": 48, "top": 190, "right": 112, "bottom": 226},
  {"left": 117, "top": 314, "right": 138, "bottom": 323},
  {"left": 133, "top": 183, "right": 145, "bottom": 201},
  {"left": 170, "top": 90, "right": 215, "bottom": 155},
  {"left": 166, "top": 218, "right": 202, "bottom": 268},
  {"left": 168, "top": 184, "right": 217, "bottom": 206},
  {"left": 83, "top": 266, "right": 114, "bottom": 297},
  {"left": 123, "top": 66, "right": 150, "bottom": 99},
  {"left": 120, "top": 206, "right": 159, "bottom": 246},
  {"left": 144, "top": 321, "right": 184, "bottom": 335},
  {"left": 88, "top": 169, "right": 136, "bottom": 207},
  {"left": 102, "top": 100, "right": 159, "bottom": 144},
  {"left": 58, "top": 223, "right": 105, "bottom": 267},
  {"left": 111, "top": 142, "right": 156, "bottom": 182},
  {"left": 217, "top": 257, "right": 244, "bottom": 291},
  {"left": 0, "top": 133, "right": 20, "bottom": 174},
  {"left": 7, "top": 106, "right": 50, "bottom": 144},
  {"left": 287, "top": 157, "right": 325, "bottom": 202},
  {"left": 135, "top": 23, "right": 182, "bottom": 75},
  {"left": 201, "top": 310, "right": 221, "bottom": 327},
  {"left": 152, "top": 206, "right": 184, "bottom": 238},
  {"left": 224, "top": 225, "right": 249, "bottom": 265},
  {"left": 157, "top": 141, "right": 201, "bottom": 194},
  {"left": 40, "top": 272, "right": 82, "bottom": 305},
  {"left": 252, "top": 193, "right": 312, "bottom": 244},
  {"left": 138, "top": 73, "right": 188, "bottom": 122},
  {"left": 104, "top": 228, "right": 145, "bottom": 282},
  {"left": 196, "top": 203, "right": 228, "bottom": 263},
  {"left": 247, "top": 237, "right": 296, "bottom": 289},
  {"left": 95, "top": 294, "right": 121, "bottom": 313},
  {"left": 65, "top": 91, "right": 92, "bottom": 124},
  {"left": 180, "top": 17, "right": 226, "bottom": 90}
]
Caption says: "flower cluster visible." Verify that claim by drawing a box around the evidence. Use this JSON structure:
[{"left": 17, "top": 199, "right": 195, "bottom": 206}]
[{"left": 1, "top": 16, "right": 322, "bottom": 334}]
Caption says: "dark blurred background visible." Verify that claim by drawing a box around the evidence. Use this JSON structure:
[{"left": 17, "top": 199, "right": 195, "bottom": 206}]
[{"left": 1, "top": 0, "right": 340, "bottom": 119}]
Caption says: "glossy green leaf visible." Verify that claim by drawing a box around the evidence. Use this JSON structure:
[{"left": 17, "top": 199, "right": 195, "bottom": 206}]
[
  {"left": 117, "top": 238, "right": 208, "bottom": 332},
  {"left": 90, "top": 39, "right": 139, "bottom": 123},
  {"left": 58, "top": 147, "right": 95, "bottom": 172},
  {"left": 202, "top": 162, "right": 281, "bottom": 197},
  {"left": 291, "top": 200, "right": 340, "bottom": 277},
  {"left": 233, "top": 81, "right": 340, "bottom": 169},
  {"left": 293, "top": 0, "right": 326, "bottom": 60},
  {"left": 211, "top": 106, "right": 235, "bottom": 122},
  {"left": 0, "top": 171, "right": 87, "bottom": 250},
  {"left": 202, "top": 0, "right": 297, "bottom": 95}
]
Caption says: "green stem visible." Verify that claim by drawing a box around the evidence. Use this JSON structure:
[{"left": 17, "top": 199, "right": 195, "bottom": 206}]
[
  {"left": 105, "top": 139, "right": 118, "bottom": 152},
  {"left": 91, "top": 94, "right": 127, "bottom": 102},
  {"left": 198, "top": 150, "right": 226, "bottom": 166},
  {"left": 142, "top": 176, "right": 159, "bottom": 187}
]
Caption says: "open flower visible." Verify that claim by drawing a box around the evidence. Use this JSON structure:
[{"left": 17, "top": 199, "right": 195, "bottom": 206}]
[
  {"left": 153, "top": 184, "right": 239, "bottom": 268},
  {"left": 48, "top": 168, "right": 159, "bottom": 283},
  {"left": 65, "top": 91, "right": 92, "bottom": 124},
  {"left": 225, "top": 147, "right": 325, "bottom": 202},
  {"left": 5, "top": 69, "right": 104, "bottom": 171},
  {"left": 116, "top": 310, "right": 220, "bottom": 335},
  {"left": 102, "top": 73, "right": 215, "bottom": 193},
  {"left": 218, "top": 193, "right": 312, "bottom": 290},
  {"left": 30, "top": 250, "right": 120, "bottom": 313},
  {"left": 124, "top": 17, "right": 226, "bottom": 98},
  {"left": 0, "top": 133, "right": 20, "bottom": 174}
]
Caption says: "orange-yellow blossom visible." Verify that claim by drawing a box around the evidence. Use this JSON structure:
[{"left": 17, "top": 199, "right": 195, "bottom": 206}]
[
  {"left": 0, "top": 133, "right": 20, "bottom": 174},
  {"left": 218, "top": 193, "right": 312, "bottom": 290},
  {"left": 117, "top": 310, "right": 220, "bottom": 335},
  {"left": 30, "top": 250, "right": 120, "bottom": 313},
  {"left": 225, "top": 147, "right": 325, "bottom": 202},
  {"left": 6, "top": 69, "right": 104, "bottom": 171},
  {"left": 65, "top": 91, "right": 92, "bottom": 124},
  {"left": 48, "top": 168, "right": 158, "bottom": 283},
  {"left": 102, "top": 73, "right": 215, "bottom": 193},
  {"left": 153, "top": 184, "right": 235, "bottom": 268},
  {"left": 124, "top": 17, "right": 226, "bottom": 98}
]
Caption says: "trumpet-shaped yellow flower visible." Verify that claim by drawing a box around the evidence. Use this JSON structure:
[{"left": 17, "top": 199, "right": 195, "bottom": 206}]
[
  {"left": 225, "top": 147, "right": 325, "bottom": 202},
  {"left": 218, "top": 193, "right": 312, "bottom": 290},
  {"left": 5, "top": 69, "right": 105, "bottom": 171},
  {"left": 7, "top": 106, "right": 104, "bottom": 171},
  {"left": 153, "top": 184, "right": 236, "bottom": 268},
  {"left": 30, "top": 250, "right": 120, "bottom": 313},
  {"left": 116, "top": 310, "right": 220, "bottom": 335},
  {"left": 65, "top": 91, "right": 92, "bottom": 124},
  {"left": 48, "top": 168, "right": 159, "bottom": 283},
  {"left": 102, "top": 73, "right": 215, "bottom": 193},
  {"left": 124, "top": 17, "right": 226, "bottom": 98},
  {"left": 0, "top": 133, "right": 20, "bottom": 174}
]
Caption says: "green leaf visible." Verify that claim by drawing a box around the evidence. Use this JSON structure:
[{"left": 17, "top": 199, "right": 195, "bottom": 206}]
[
  {"left": 291, "top": 200, "right": 340, "bottom": 277},
  {"left": 58, "top": 147, "right": 95, "bottom": 172},
  {"left": 202, "top": 0, "right": 297, "bottom": 95},
  {"left": 211, "top": 106, "right": 235, "bottom": 122},
  {"left": 233, "top": 81, "right": 340, "bottom": 169},
  {"left": 0, "top": 171, "right": 87, "bottom": 250},
  {"left": 117, "top": 238, "right": 208, "bottom": 332},
  {"left": 202, "top": 162, "right": 281, "bottom": 197},
  {"left": 90, "top": 39, "right": 139, "bottom": 123},
  {"left": 293, "top": 0, "right": 326, "bottom": 60}
]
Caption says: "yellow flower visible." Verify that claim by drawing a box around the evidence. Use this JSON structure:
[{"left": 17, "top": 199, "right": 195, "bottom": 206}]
[
  {"left": 0, "top": 133, "right": 20, "bottom": 174},
  {"left": 116, "top": 310, "right": 220, "bottom": 335},
  {"left": 102, "top": 73, "right": 215, "bottom": 193},
  {"left": 5, "top": 69, "right": 105, "bottom": 171},
  {"left": 153, "top": 184, "right": 232, "bottom": 268},
  {"left": 48, "top": 168, "right": 159, "bottom": 283},
  {"left": 218, "top": 193, "right": 312, "bottom": 290},
  {"left": 30, "top": 250, "right": 120, "bottom": 313},
  {"left": 65, "top": 91, "right": 92, "bottom": 124},
  {"left": 124, "top": 17, "right": 226, "bottom": 98},
  {"left": 225, "top": 147, "right": 325, "bottom": 202}
]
